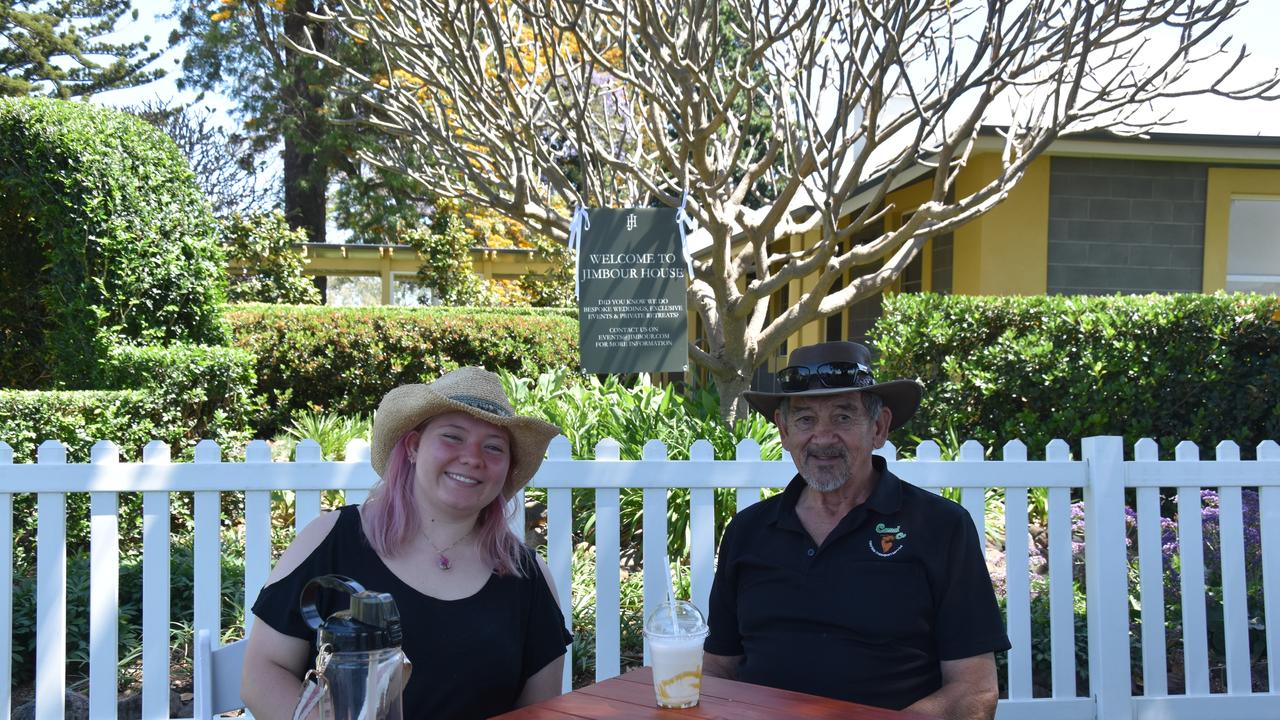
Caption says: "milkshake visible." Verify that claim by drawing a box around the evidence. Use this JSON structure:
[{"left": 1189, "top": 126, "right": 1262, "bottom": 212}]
[{"left": 644, "top": 600, "right": 709, "bottom": 708}]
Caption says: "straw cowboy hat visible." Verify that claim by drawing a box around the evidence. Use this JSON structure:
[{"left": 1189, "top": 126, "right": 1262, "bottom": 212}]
[
  {"left": 370, "top": 367, "right": 561, "bottom": 499},
  {"left": 743, "top": 341, "right": 923, "bottom": 431}
]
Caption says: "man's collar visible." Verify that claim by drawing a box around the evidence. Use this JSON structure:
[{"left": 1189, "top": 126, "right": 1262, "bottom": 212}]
[
  {"left": 770, "top": 455, "right": 903, "bottom": 530},
  {"left": 769, "top": 475, "right": 808, "bottom": 531},
  {"left": 864, "top": 455, "right": 903, "bottom": 514}
]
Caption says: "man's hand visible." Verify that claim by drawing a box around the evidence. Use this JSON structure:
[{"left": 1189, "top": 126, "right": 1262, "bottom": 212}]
[
  {"left": 701, "top": 652, "right": 743, "bottom": 681},
  {"left": 902, "top": 653, "right": 999, "bottom": 720}
]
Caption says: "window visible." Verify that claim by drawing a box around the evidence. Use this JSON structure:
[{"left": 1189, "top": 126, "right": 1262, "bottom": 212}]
[
  {"left": 776, "top": 282, "right": 789, "bottom": 356},
  {"left": 901, "top": 251, "right": 923, "bottom": 293},
  {"left": 1226, "top": 197, "right": 1280, "bottom": 294},
  {"left": 844, "top": 224, "right": 885, "bottom": 345},
  {"left": 898, "top": 212, "right": 923, "bottom": 294},
  {"left": 391, "top": 272, "right": 434, "bottom": 306},
  {"left": 325, "top": 276, "right": 381, "bottom": 306}
]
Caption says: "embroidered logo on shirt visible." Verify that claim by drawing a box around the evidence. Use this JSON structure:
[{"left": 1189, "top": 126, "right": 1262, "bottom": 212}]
[{"left": 869, "top": 522, "right": 907, "bottom": 557}]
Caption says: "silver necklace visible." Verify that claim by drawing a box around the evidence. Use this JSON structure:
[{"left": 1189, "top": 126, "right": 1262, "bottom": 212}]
[{"left": 422, "top": 526, "right": 472, "bottom": 571}]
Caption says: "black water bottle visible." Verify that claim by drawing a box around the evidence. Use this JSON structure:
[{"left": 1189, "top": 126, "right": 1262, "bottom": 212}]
[{"left": 297, "top": 575, "right": 408, "bottom": 720}]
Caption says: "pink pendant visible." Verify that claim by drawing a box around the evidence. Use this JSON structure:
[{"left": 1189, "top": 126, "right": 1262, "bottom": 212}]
[{"left": 438, "top": 554, "right": 451, "bottom": 571}]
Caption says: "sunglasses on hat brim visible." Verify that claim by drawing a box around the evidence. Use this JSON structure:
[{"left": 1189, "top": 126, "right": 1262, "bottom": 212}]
[{"left": 775, "top": 361, "right": 874, "bottom": 393}]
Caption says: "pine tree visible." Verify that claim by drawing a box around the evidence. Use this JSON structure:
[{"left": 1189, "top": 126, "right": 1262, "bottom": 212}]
[{"left": 0, "top": 0, "right": 162, "bottom": 98}]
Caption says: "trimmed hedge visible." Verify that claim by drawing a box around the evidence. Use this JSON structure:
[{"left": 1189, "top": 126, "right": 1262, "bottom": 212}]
[
  {"left": 99, "top": 343, "right": 258, "bottom": 452},
  {"left": 0, "top": 389, "right": 170, "bottom": 463},
  {"left": 872, "top": 292, "right": 1280, "bottom": 458},
  {"left": 225, "top": 304, "right": 578, "bottom": 433},
  {"left": 0, "top": 343, "right": 257, "bottom": 462},
  {"left": 0, "top": 381, "right": 252, "bottom": 600},
  {"left": 0, "top": 98, "right": 226, "bottom": 389}
]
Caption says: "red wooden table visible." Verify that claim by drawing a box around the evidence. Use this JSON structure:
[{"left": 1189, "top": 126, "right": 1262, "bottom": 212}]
[{"left": 492, "top": 667, "right": 937, "bottom": 719}]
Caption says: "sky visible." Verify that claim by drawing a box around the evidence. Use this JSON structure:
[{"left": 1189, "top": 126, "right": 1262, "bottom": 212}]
[{"left": 92, "top": 0, "right": 234, "bottom": 121}]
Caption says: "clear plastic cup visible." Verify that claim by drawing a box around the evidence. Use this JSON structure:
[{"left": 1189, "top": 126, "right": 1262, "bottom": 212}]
[{"left": 644, "top": 600, "right": 709, "bottom": 709}]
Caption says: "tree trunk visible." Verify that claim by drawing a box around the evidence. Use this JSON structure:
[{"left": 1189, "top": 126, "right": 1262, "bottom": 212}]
[
  {"left": 283, "top": 135, "right": 327, "bottom": 244},
  {"left": 714, "top": 370, "right": 753, "bottom": 426},
  {"left": 282, "top": 0, "right": 328, "bottom": 244}
]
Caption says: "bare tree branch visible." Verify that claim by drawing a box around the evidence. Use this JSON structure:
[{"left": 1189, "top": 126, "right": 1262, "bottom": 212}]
[{"left": 288, "top": 0, "right": 1279, "bottom": 420}]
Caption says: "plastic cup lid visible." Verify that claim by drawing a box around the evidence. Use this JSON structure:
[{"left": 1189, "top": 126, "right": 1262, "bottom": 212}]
[{"left": 644, "top": 599, "right": 708, "bottom": 637}]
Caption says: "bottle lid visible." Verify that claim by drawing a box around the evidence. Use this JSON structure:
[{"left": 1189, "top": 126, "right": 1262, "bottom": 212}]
[
  {"left": 351, "top": 591, "right": 403, "bottom": 646},
  {"left": 300, "top": 575, "right": 403, "bottom": 652}
]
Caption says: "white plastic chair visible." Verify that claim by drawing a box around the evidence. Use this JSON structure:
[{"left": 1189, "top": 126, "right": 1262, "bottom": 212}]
[{"left": 193, "top": 628, "right": 249, "bottom": 719}]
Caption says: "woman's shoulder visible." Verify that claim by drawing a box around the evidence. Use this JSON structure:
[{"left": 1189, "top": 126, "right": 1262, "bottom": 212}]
[
  {"left": 303, "top": 504, "right": 363, "bottom": 540},
  {"left": 514, "top": 544, "right": 560, "bottom": 601},
  {"left": 507, "top": 542, "right": 543, "bottom": 574},
  {"left": 262, "top": 507, "right": 351, "bottom": 585}
]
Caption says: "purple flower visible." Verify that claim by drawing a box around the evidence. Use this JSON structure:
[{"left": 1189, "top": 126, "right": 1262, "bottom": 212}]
[
  {"left": 1070, "top": 502, "right": 1086, "bottom": 534},
  {"left": 1051, "top": 488, "right": 1261, "bottom": 606},
  {"left": 1242, "top": 489, "right": 1262, "bottom": 560},
  {"left": 1160, "top": 517, "right": 1178, "bottom": 561}
]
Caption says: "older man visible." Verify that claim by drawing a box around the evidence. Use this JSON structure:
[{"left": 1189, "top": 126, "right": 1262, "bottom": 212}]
[{"left": 703, "top": 341, "right": 1009, "bottom": 720}]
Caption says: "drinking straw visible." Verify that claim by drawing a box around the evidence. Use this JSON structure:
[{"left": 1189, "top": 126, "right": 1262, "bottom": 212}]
[{"left": 663, "top": 554, "right": 678, "bottom": 629}]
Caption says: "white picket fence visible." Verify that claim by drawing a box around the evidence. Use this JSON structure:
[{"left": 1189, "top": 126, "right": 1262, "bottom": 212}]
[{"left": 2, "top": 435, "right": 1279, "bottom": 720}]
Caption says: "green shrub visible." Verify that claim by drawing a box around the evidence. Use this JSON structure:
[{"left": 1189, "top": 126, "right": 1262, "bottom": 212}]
[
  {"left": 401, "top": 198, "right": 574, "bottom": 308},
  {"left": 502, "top": 368, "right": 782, "bottom": 563},
  {"left": 0, "top": 98, "right": 227, "bottom": 389},
  {"left": 11, "top": 543, "right": 246, "bottom": 686},
  {"left": 1, "top": 350, "right": 257, "bottom": 572},
  {"left": 0, "top": 345, "right": 257, "bottom": 471},
  {"left": 404, "top": 211, "right": 495, "bottom": 306},
  {"left": 222, "top": 211, "right": 322, "bottom": 304},
  {"left": 515, "top": 232, "right": 575, "bottom": 307},
  {"left": 0, "top": 389, "right": 181, "bottom": 574},
  {"left": 224, "top": 304, "right": 578, "bottom": 434},
  {"left": 0, "top": 389, "right": 171, "bottom": 464},
  {"left": 98, "top": 343, "right": 258, "bottom": 454},
  {"left": 502, "top": 368, "right": 781, "bottom": 463},
  {"left": 872, "top": 292, "right": 1280, "bottom": 458},
  {"left": 271, "top": 410, "right": 372, "bottom": 462}
]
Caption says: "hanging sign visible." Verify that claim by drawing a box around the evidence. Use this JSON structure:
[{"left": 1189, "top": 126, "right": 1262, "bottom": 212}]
[{"left": 577, "top": 208, "right": 688, "bottom": 374}]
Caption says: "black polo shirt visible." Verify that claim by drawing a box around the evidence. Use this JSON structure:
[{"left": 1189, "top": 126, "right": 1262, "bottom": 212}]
[{"left": 704, "top": 455, "right": 1010, "bottom": 710}]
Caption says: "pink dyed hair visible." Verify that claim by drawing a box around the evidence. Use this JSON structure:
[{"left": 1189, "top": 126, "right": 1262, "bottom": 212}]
[{"left": 362, "top": 420, "right": 529, "bottom": 578}]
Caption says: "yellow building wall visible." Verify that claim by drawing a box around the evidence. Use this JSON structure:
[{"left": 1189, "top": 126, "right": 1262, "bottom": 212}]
[
  {"left": 882, "top": 175, "right": 943, "bottom": 293},
  {"left": 792, "top": 227, "right": 826, "bottom": 349},
  {"left": 783, "top": 158, "right": 1052, "bottom": 349},
  {"left": 1203, "top": 168, "right": 1280, "bottom": 292},
  {"left": 952, "top": 154, "right": 1050, "bottom": 295},
  {"left": 705, "top": 152, "right": 1280, "bottom": 383}
]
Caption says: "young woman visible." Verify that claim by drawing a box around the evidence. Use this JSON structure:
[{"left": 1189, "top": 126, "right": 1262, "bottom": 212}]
[{"left": 240, "top": 367, "right": 570, "bottom": 720}]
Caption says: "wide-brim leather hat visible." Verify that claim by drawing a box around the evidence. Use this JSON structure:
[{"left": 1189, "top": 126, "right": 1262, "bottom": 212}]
[
  {"left": 370, "top": 367, "right": 561, "bottom": 499},
  {"left": 743, "top": 341, "right": 922, "bottom": 431}
]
